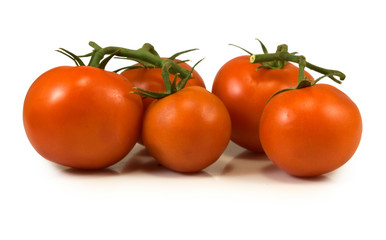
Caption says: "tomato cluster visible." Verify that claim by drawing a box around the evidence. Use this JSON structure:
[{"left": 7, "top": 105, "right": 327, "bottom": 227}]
[
  {"left": 213, "top": 49, "right": 362, "bottom": 177},
  {"left": 23, "top": 41, "right": 362, "bottom": 177}
]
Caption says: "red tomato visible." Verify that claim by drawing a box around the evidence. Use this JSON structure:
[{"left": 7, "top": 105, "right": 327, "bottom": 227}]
[
  {"left": 121, "top": 60, "right": 206, "bottom": 110},
  {"left": 142, "top": 86, "right": 231, "bottom": 173},
  {"left": 212, "top": 55, "right": 314, "bottom": 152},
  {"left": 23, "top": 66, "right": 143, "bottom": 169},
  {"left": 259, "top": 84, "right": 362, "bottom": 177}
]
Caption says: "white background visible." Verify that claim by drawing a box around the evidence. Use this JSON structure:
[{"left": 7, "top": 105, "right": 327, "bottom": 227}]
[{"left": 1, "top": 0, "right": 385, "bottom": 239}]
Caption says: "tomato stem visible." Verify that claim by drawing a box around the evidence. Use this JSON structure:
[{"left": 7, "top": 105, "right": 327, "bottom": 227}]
[
  {"left": 250, "top": 50, "right": 345, "bottom": 83},
  {"left": 132, "top": 58, "right": 204, "bottom": 99},
  {"left": 266, "top": 56, "right": 312, "bottom": 103},
  {"left": 87, "top": 41, "right": 192, "bottom": 79},
  {"left": 266, "top": 56, "right": 338, "bottom": 104},
  {"left": 161, "top": 61, "right": 173, "bottom": 94}
]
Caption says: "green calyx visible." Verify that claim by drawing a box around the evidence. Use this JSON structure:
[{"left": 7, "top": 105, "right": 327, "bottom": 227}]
[
  {"left": 132, "top": 58, "right": 204, "bottom": 99},
  {"left": 230, "top": 39, "right": 292, "bottom": 70},
  {"left": 255, "top": 39, "right": 289, "bottom": 70},
  {"left": 56, "top": 48, "right": 86, "bottom": 66}
]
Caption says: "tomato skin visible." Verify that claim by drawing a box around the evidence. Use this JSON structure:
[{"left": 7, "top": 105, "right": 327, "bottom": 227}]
[
  {"left": 23, "top": 66, "right": 143, "bottom": 169},
  {"left": 259, "top": 84, "right": 362, "bottom": 177},
  {"left": 212, "top": 55, "right": 314, "bottom": 152},
  {"left": 121, "top": 60, "right": 206, "bottom": 110},
  {"left": 142, "top": 86, "right": 231, "bottom": 173}
]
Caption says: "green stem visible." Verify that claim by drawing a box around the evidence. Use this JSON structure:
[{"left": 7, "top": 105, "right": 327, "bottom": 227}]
[
  {"left": 133, "top": 58, "right": 204, "bottom": 99},
  {"left": 87, "top": 41, "right": 191, "bottom": 79},
  {"left": 250, "top": 52, "right": 345, "bottom": 82},
  {"left": 265, "top": 56, "right": 312, "bottom": 104},
  {"left": 298, "top": 56, "right": 306, "bottom": 82},
  {"left": 296, "top": 56, "right": 313, "bottom": 88},
  {"left": 161, "top": 61, "right": 173, "bottom": 94}
]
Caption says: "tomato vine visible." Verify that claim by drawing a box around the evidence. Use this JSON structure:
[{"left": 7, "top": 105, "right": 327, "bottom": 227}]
[
  {"left": 86, "top": 41, "right": 195, "bottom": 79},
  {"left": 248, "top": 41, "right": 345, "bottom": 84},
  {"left": 56, "top": 41, "right": 198, "bottom": 81}
]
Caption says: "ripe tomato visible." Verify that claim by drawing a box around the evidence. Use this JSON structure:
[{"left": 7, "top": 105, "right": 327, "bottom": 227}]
[
  {"left": 259, "top": 84, "right": 362, "bottom": 177},
  {"left": 121, "top": 60, "right": 206, "bottom": 110},
  {"left": 212, "top": 55, "right": 314, "bottom": 152},
  {"left": 142, "top": 86, "right": 231, "bottom": 173},
  {"left": 23, "top": 66, "right": 143, "bottom": 169}
]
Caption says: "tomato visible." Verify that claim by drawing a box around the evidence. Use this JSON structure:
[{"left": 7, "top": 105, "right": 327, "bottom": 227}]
[
  {"left": 142, "top": 86, "right": 231, "bottom": 173},
  {"left": 23, "top": 66, "right": 143, "bottom": 169},
  {"left": 121, "top": 60, "right": 206, "bottom": 110},
  {"left": 212, "top": 55, "right": 314, "bottom": 152},
  {"left": 259, "top": 84, "right": 362, "bottom": 177}
]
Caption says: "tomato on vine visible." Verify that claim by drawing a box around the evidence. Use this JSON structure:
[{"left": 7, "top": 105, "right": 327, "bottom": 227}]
[
  {"left": 23, "top": 42, "right": 196, "bottom": 170},
  {"left": 135, "top": 60, "right": 231, "bottom": 173},
  {"left": 212, "top": 40, "right": 347, "bottom": 153},
  {"left": 24, "top": 66, "right": 143, "bottom": 169},
  {"left": 259, "top": 57, "right": 362, "bottom": 177}
]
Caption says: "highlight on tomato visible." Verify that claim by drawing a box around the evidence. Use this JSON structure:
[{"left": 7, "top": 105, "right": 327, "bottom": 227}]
[
  {"left": 259, "top": 57, "right": 362, "bottom": 177},
  {"left": 135, "top": 60, "right": 231, "bottom": 173},
  {"left": 212, "top": 40, "right": 314, "bottom": 152}
]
